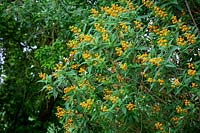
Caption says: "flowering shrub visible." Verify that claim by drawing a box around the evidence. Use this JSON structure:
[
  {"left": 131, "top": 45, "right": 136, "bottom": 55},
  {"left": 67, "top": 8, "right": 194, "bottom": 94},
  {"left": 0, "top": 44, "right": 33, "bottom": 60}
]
[{"left": 39, "top": 0, "right": 200, "bottom": 132}]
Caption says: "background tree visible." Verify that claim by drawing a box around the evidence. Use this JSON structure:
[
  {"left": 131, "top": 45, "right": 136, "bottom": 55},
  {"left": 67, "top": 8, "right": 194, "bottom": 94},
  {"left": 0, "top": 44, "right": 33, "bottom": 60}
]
[{"left": 0, "top": 0, "right": 95, "bottom": 132}]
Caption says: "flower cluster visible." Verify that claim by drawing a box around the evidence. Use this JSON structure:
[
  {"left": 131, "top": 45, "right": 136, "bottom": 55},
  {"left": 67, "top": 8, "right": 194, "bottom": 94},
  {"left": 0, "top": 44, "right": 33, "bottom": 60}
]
[
  {"left": 126, "top": 102, "right": 135, "bottom": 111},
  {"left": 54, "top": 63, "right": 64, "bottom": 71},
  {"left": 101, "top": 105, "right": 108, "bottom": 112},
  {"left": 172, "top": 116, "right": 179, "bottom": 125},
  {"left": 103, "top": 93, "right": 119, "bottom": 104},
  {"left": 155, "top": 122, "right": 163, "bottom": 131},
  {"left": 143, "top": 0, "right": 167, "bottom": 19},
  {"left": 142, "top": 0, "right": 153, "bottom": 8},
  {"left": 47, "top": 85, "right": 52, "bottom": 91},
  {"left": 101, "top": 4, "right": 127, "bottom": 17},
  {"left": 69, "top": 26, "right": 81, "bottom": 35},
  {"left": 185, "top": 33, "right": 197, "bottom": 44},
  {"left": 148, "top": 25, "right": 159, "bottom": 32},
  {"left": 136, "top": 53, "right": 148, "bottom": 65},
  {"left": 91, "top": 8, "right": 99, "bottom": 17},
  {"left": 94, "top": 23, "right": 109, "bottom": 41},
  {"left": 176, "top": 36, "right": 186, "bottom": 46},
  {"left": 157, "top": 37, "right": 167, "bottom": 47},
  {"left": 115, "top": 47, "right": 123, "bottom": 56},
  {"left": 64, "top": 85, "right": 76, "bottom": 94},
  {"left": 38, "top": 72, "right": 46, "bottom": 80},
  {"left": 82, "top": 51, "right": 91, "bottom": 60},
  {"left": 64, "top": 118, "right": 75, "bottom": 132},
  {"left": 191, "top": 82, "right": 198, "bottom": 88},
  {"left": 120, "top": 63, "right": 127, "bottom": 71},
  {"left": 187, "top": 63, "right": 196, "bottom": 76},
  {"left": 153, "top": 104, "right": 160, "bottom": 113},
  {"left": 120, "top": 22, "right": 129, "bottom": 32},
  {"left": 80, "top": 99, "right": 94, "bottom": 110},
  {"left": 149, "top": 57, "right": 163, "bottom": 67},
  {"left": 184, "top": 99, "right": 190, "bottom": 106},
  {"left": 126, "top": 0, "right": 135, "bottom": 10},
  {"left": 158, "top": 79, "right": 164, "bottom": 85},
  {"left": 171, "top": 78, "right": 180, "bottom": 88},
  {"left": 67, "top": 40, "right": 79, "bottom": 49},
  {"left": 156, "top": 27, "right": 170, "bottom": 37},
  {"left": 180, "top": 24, "right": 190, "bottom": 33},
  {"left": 171, "top": 16, "right": 178, "bottom": 24},
  {"left": 153, "top": 6, "right": 168, "bottom": 19},
  {"left": 56, "top": 106, "right": 65, "bottom": 119},
  {"left": 176, "top": 106, "right": 183, "bottom": 113},
  {"left": 84, "top": 34, "right": 93, "bottom": 42},
  {"left": 134, "top": 20, "right": 143, "bottom": 29}
]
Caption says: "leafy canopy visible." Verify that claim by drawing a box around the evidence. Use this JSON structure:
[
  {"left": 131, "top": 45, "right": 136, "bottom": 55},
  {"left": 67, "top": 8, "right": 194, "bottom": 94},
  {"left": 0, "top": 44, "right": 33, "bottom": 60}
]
[{"left": 39, "top": 0, "right": 200, "bottom": 132}]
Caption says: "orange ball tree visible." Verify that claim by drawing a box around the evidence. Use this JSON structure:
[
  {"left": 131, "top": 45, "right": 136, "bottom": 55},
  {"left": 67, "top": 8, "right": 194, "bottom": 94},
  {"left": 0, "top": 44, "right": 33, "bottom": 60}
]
[{"left": 39, "top": 0, "right": 200, "bottom": 132}]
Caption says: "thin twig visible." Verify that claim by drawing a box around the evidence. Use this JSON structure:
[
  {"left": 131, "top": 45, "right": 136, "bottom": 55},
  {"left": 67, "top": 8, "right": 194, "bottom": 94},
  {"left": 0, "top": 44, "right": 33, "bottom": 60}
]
[{"left": 185, "top": 0, "right": 199, "bottom": 31}]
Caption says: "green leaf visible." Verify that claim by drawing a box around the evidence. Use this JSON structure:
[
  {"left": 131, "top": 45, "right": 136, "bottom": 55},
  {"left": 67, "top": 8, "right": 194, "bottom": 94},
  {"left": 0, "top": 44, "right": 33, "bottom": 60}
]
[
  {"left": 122, "top": 106, "right": 127, "bottom": 115},
  {"left": 53, "top": 88, "right": 58, "bottom": 99},
  {"left": 165, "top": 62, "right": 176, "bottom": 68},
  {"left": 160, "top": 0, "right": 178, "bottom": 8}
]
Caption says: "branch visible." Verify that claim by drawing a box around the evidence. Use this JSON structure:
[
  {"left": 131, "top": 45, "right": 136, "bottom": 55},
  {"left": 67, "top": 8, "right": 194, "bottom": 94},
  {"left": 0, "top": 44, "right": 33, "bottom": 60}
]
[{"left": 184, "top": 0, "right": 199, "bottom": 31}]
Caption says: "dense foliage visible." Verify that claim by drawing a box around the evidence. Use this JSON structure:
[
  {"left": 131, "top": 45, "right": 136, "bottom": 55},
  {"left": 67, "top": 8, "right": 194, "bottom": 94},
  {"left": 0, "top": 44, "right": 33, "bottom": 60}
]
[
  {"left": 39, "top": 0, "right": 200, "bottom": 132},
  {"left": 0, "top": 0, "right": 200, "bottom": 132}
]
